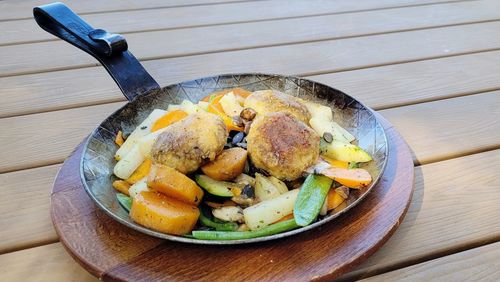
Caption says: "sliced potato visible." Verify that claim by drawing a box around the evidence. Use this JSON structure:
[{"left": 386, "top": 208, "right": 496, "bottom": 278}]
[
  {"left": 243, "top": 189, "right": 299, "bottom": 230},
  {"left": 254, "top": 173, "right": 282, "bottom": 201},
  {"left": 167, "top": 104, "right": 181, "bottom": 112},
  {"left": 198, "top": 101, "right": 209, "bottom": 111},
  {"left": 180, "top": 100, "right": 203, "bottom": 114},
  {"left": 129, "top": 178, "right": 149, "bottom": 199},
  {"left": 137, "top": 127, "right": 168, "bottom": 157},
  {"left": 268, "top": 176, "right": 288, "bottom": 194},
  {"left": 115, "top": 109, "right": 166, "bottom": 160},
  {"left": 114, "top": 145, "right": 145, "bottom": 179},
  {"left": 219, "top": 92, "right": 244, "bottom": 116},
  {"left": 321, "top": 167, "right": 372, "bottom": 188},
  {"left": 310, "top": 117, "right": 355, "bottom": 143},
  {"left": 320, "top": 140, "right": 372, "bottom": 163},
  {"left": 114, "top": 128, "right": 167, "bottom": 179},
  {"left": 302, "top": 101, "right": 333, "bottom": 121}
]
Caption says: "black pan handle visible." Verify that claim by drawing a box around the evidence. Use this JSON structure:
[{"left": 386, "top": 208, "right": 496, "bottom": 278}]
[{"left": 33, "top": 2, "right": 160, "bottom": 101}]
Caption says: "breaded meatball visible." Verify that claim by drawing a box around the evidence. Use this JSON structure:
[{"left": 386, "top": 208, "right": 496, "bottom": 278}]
[
  {"left": 244, "top": 90, "right": 311, "bottom": 124},
  {"left": 246, "top": 112, "right": 320, "bottom": 180},
  {"left": 151, "top": 112, "right": 228, "bottom": 174}
]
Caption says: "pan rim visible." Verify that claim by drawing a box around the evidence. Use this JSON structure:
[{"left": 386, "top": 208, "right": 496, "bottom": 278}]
[{"left": 79, "top": 72, "right": 389, "bottom": 245}]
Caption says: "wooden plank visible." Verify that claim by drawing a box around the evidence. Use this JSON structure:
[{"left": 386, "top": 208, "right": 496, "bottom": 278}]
[
  {"left": 0, "top": 164, "right": 60, "bottom": 254},
  {"left": 309, "top": 50, "right": 500, "bottom": 110},
  {"left": 0, "top": 243, "right": 97, "bottom": 282},
  {"left": 4, "top": 0, "right": 500, "bottom": 76},
  {"left": 0, "top": 0, "right": 466, "bottom": 46},
  {"left": 0, "top": 102, "right": 125, "bottom": 173},
  {"left": 380, "top": 91, "right": 500, "bottom": 165},
  {"left": 361, "top": 242, "right": 500, "bottom": 281},
  {"left": 0, "top": 0, "right": 253, "bottom": 21},
  {"left": 1, "top": 149, "right": 499, "bottom": 280},
  {"left": 342, "top": 149, "right": 500, "bottom": 280},
  {"left": 4, "top": 20, "right": 500, "bottom": 118}
]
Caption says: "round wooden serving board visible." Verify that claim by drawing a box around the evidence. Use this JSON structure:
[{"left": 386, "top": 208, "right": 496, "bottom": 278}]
[{"left": 51, "top": 116, "right": 414, "bottom": 282}]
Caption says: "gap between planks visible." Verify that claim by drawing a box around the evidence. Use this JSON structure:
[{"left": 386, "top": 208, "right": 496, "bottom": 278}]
[
  {"left": 4, "top": 0, "right": 500, "bottom": 77},
  {"left": 341, "top": 234, "right": 500, "bottom": 281},
  {"left": 3, "top": 46, "right": 500, "bottom": 120},
  {"left": 5, "top": 18, "right": 500, "bottom": 78},
  {"left": 1, "top": 81, "right": 499, "bottom": 174},
  {"left": 0, "top": 0, "right": 473, "bottom": 22},
  {"left": 0, "top": 0, "right": 477, "bottom": 47},
  {"left": 358, "top": 241, "right": 500, "bottom": 281},
  {"left": 0, "top": 0, "right": 268, "bottom": 22},
  {"left": 5, "top": 16, "right": 500, "bottom": 119}
]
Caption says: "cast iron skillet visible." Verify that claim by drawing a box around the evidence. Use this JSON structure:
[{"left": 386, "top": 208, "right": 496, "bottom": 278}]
[{"left": 34, "top": 3, "right": 388, "bottom": 245}]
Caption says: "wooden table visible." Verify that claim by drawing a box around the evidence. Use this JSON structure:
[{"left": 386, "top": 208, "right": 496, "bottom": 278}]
[{"left": 1, "top": 0, "right": 499, "bottom": 281}]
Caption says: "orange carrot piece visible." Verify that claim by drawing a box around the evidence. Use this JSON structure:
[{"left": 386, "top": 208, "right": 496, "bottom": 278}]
[
  {"left": 326, "top": 189, "right": 345, "bottom": 211},
  {"left": 322, "top": 167, "right": 372, "bottom": 189},
  {"left": 151, "top": 110, "right": 188, "bottom": 132},
  {"left": 112, "top": 180, "right": 131, "bottom": 196},
  {"left": 201, "top": 88, "right": 252, "bottom": 102},
  {"left": 201, "top": 93, "right": 220, "bottom": 102},
  {"left": 210, "top": 94, "right": 225, "bottom": 112},
  {"left": 130, "top": 191, "right": 200, "bottom": 235},
  {"left": 274, "top": 213, "right": 294, "bottom": 223},
  {"left": 126, "top": 159, "right": 152, "bottom": 184},
  {"left": 207, "top": 104, "right": 244, "bottom": 132},
  {"left": 201, "top": 148, "right": 248, "bottom": 181},
  {"left": 231, "top": 88, "right": 252, "bottom": 98},
  {"left": 114, "top": 130, "right": 125, "bottom": 147},
  {"left": 322, "top": 156, "right": 349, "bottom": 169},
  {"left": 147, "top": 165, "right": 204, "bottom": 205}
]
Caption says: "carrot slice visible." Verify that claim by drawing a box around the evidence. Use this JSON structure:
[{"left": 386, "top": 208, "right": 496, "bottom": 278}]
[
  {"left": 112, "top": 180, "right": 131, "bottom": 196},
  {"left": 207, "top": 104, "right": 244, "bottom": 132},
  {"left": 321, "top": 167, "right": 372, "bottom": 189},
  {"left": 274, "top": 213, "right": 294, "bottom": 223},
  {"left": 322, "top": 156, "right": 349, "bottom": 169},
  {"left": 147, "top": 165, "right": 204, "bottom": 205},
  {"left": 201, "top": 88, "right": 252, "bottom": 102},
  {"left": 126, "top": 159, "right": 152, "bottom": 184},
  {"left": 232, "top": 88, "right": 252, "bottom": 98},
  {"left": 151, "top": 110, "right": 188, "bottom": 132},
  {"left": 202, "top": 89, "right": 248, "bottom": 132},
  {"left": 114, "top": 130, "right": 125, "bottom": 147},
  {"left": 210, "top": 94, "right": 225, "bottom": 112},
  {"left": 130, "top": 191, "right": 200, "bottom": 235},
  {"left": 326, "top": 189, "right": 345, "bottom": 211},
  {"left": 201, "top": 148, "right": 248, "bottom": 181}
]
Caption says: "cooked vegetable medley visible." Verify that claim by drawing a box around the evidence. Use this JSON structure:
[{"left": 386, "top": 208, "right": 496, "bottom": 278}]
[{"left": 112, "top": 88, "right": 373, "bottom": 240}]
